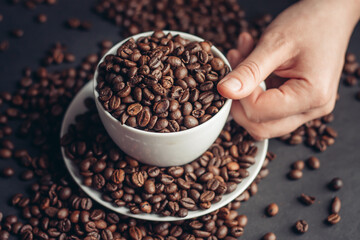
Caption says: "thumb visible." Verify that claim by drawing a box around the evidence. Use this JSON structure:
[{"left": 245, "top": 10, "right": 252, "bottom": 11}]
[{"left": 218, "top": 33, "right": 292, "bottom": 99}]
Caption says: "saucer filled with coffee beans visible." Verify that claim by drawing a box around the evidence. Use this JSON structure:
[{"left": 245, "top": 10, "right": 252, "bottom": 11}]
[{"left": 60, "top": 30, "right": 268, "bottom": 221}]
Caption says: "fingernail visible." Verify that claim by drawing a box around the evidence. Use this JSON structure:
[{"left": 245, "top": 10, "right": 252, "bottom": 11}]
[{"left": 219, "top": 77, "right": 242, "bottom": 91}]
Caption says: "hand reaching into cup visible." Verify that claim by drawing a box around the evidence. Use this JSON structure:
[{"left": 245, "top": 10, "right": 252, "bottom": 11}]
[{"left": 217, "top": 0, "right": 360, "bottom": 140}]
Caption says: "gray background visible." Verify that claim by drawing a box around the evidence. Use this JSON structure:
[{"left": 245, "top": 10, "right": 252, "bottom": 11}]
[{"left": 0, "top": 0, "right": 359, "bottom": 239}]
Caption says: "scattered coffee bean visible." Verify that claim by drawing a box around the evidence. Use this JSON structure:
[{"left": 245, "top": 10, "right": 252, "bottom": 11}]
[
  {"left": 291, "top": 160, "right": 305, "bottom": 170},
  {"left": 327, "top": 213, "right": 341, "bottom": 225},
  {"left": 36, "top": 13, "right": 47, "bottom": 23},
  {"left": 0, "top": 40, "right": 9, "bottom": 52},
  {"left": 20, "top": 170, "right": 34, "bottom": 181},
  {"left": 299, "top": 193, "right": 315, "bottom": 206},
  {"left": 328, "top": 177, "right": 343, "bottom": 191},
  {"left": 0, "top": 148, "right": 12, "bottom": 158},
  {"left": 288, "top": 169, "right": 303, "bottom": 180},
  {"left": 331, "top": 197, "right": 341, "bottom": 214},
  {"left": 66, "top": 18, "right": 81, "bottom": 28},
  {"left": 262, "top": 232, "right": 276, "bottom": 240},
  {"left": 306, "top": 156, "right": 320, "bottom": 169},
  {"left": 80, "top": 21, "right": 92, "bottom": 30},
  {"left": 10, "top": 29, "right": 24, "bottom": 38},
  {"left": 1, "top": 167, "right": 15, "bottom": 177},
  {"left": 266, "top": 203, "right": 279, "bottom": 217},
  {"left": 294, "top": 220, "right": 308, "bottom": 233}
]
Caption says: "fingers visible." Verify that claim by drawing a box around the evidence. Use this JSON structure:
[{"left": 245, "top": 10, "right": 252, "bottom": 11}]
[
  {"left": 227, "top": 32, "right": 255, "bottom": 68},
  {"left": 237, "top": 32, "right": 254, "bottom": 58},
  {"left": 231, "top": 96, "right": 336, "bottom": 140},
  {"left": 227, "top": 49, "right": 242, "bottom": 69},
  {"left": 240, "top": 78, "right": 315, "bottom": 122},
  {"left": 218, "top": 32, "right": 294, "bottom": 100}
]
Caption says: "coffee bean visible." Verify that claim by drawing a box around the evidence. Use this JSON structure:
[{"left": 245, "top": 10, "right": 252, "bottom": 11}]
[
  {"left": 80, "top": 21, "right": 92, "bottom": 31},
  {"left": 210, "top": 58, "right": 225, "bottom": 71},
  {"left": 1, "top": 167, "right": 15, "bottom": 177},
  {"left": 0, "top": 148, "right": 12, "bottom": 159},
  {"left": 140, "top": 201, "right": 152, "bottom": 213},
  {"left": 36, "top": 14, "right": 47, "bottom": 23},
  {"left": 11, "top": 29, "right": 24, "bottom": 38},
  {"left": 294, "top": 220, "right": 308, "bottom": 233},
  {"left": 111, "top": 169, "right": 125, "bottom": 184},
  {"left": 327, "top": 213, "right": 341, "bottom": 225},
  {"left": 288, "top": 169, "right": 303, "bottom": 180},
  {"left": 20, "top": 170, "right": 34, "bottom": 181},
  {"left": 200, "top": 191, "right": 215, "bottom": 202},
  {"left": 328, "top": 177, "right": 343, "bottom": 191},
  {"left": 306, "top": 156, "right": 320, "bottom": 169},
  {"left": 299, "top": 193, "right": 315, "bottom": 206},
  {"left": 129, "top": 226, "right": 142, "bottom": 240},
  {"left": 180, "top": 197, "right": 196, "bottom": 210},
  {"left": 331, "top": 197, "right": 341, "bottom": 214},
  {"left": 291, "top": 160, "right": 305, "bottom": 170},
  {"left": 67, "top": 18, "right": 81, "bottom": 28},
  {"left": 262, "top": 232, "right": 276, "bottom": 240},
  {"left": 266, "top": 203, "right": 279, "bottom": 217}
]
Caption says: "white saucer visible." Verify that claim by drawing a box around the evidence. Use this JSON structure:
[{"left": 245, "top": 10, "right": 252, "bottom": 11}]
[{"left": 60, "top": 80, "right": 268, "bottom": 222}]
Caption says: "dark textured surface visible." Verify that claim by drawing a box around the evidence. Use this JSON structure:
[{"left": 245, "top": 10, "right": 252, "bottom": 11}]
[{"left": 0, "top": 0, "right": 359, "bottom": 239}]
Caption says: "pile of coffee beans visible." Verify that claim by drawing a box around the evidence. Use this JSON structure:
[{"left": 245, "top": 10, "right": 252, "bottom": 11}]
[
  {"left": 7, "top": 0, "right": 57, "bottom": 9},
  {"left": 61, "top": 100, "right": 258, "bottom": 217},
  {"left": 0, "top": 174, "right": 250, "bottom": 240},
  {"left": 343, "top": 52, "right": 360, "bottom": 100},
  {"left": 96, "top": 30, "right": 229, "bottom": 132},
  {"left": 279, "top": 113, "right": 337, "bottom": 152},
  {"left": 94, "top": 0, "right": 252, "bottom": 53}
]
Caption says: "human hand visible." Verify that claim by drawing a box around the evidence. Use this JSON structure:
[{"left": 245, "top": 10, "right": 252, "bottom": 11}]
[{"left": 217, "top": 0, "right": 360, "bottom": 140}]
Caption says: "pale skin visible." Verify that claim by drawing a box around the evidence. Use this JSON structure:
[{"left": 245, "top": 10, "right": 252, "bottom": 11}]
[{"left": 217, "top": 0, "right": 360, "bottom": 140}]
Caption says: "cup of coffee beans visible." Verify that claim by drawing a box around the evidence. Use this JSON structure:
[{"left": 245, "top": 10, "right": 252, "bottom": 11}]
[{"left": 94, "top": 30, "right": 232, "bottom": 167}]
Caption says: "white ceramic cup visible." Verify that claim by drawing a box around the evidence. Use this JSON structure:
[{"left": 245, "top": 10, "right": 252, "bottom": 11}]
[{"left": 93, "top": 30, "right": 232, "bottom": 167}]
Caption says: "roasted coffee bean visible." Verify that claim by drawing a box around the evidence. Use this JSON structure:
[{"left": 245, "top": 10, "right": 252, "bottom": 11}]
[
  {"left": 306, "top": 156, "right": 320, "bottom": 169},
  {"left": 1, "top": 167, "right": 15, "bottom": 177},
  {"left": 0, "top": 148, "right": 12, "bottom": 159},
  {"left": 262, "top": 232, "right": 276, "bottom": 240},
  {"left": 331, "top": 197, "right": 341, "bottom": 214},
  {"left": 20, "top": 170, "right": 34, "bottom": 181},
  {"left": 200, "top": 191, "right": 215, "bottom": 202},
  {"left": 66, "top": 18, "right": 81, "bottom": 28},
  {"left": 266, "top": 203, "right": 279, "bottom": 217},
  {"left": 36, "top": 14, "right": 47, "bottom": 23},
  {"left": 294, "top": 220, "right": 308, "bottom": 233},
  {"left": 129, "top": 226, "right": 142, "bottom": 240},
  {"left": 299, "top": 193, "right": 316, "bottom": 206},
  {"left": 328, "top": 177, "right": 343, "bottom": 191},
  {"left": 180, "top": 197, "right": 196, "bottom": 210},
  {"left": 210, "top": 58, "right": 225, "bottom": 71},
  {"left": 327, "top": 213, "right": 341, "bottom": 225},
  {"left": 292, "top": 160, "right": 305, "bottom": 170},
  {"left": 288, "top": 169, "right": 303, "bottom": 180},
  {"left": 11, "top": 29, "right": 24, "bottom": 38}
]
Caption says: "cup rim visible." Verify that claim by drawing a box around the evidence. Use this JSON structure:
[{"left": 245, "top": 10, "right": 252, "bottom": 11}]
[{"left": 93, "top": 30, "right": 232, "bottom": 138}]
